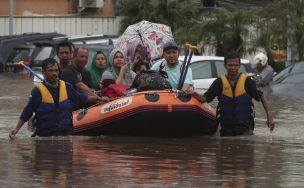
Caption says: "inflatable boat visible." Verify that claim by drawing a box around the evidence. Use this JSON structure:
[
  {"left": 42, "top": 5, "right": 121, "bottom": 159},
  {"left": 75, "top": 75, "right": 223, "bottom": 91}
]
[{"left": 72, "top": 90, "right": 217, "bottom": 136}]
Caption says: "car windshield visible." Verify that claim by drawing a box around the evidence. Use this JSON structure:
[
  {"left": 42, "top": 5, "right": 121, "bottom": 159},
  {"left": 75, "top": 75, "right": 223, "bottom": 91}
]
[
  {"left": 273, "top": 62, "right": 304, "bottom": 83},
  {"left": 33, "top": 46, "right": 52, "bottom": 61},
  {"left": 6, "top": 49, "right": 30, "bottom": 63},
  {"left": 280, "top": 73, "right": 304, "bottom": 83}
]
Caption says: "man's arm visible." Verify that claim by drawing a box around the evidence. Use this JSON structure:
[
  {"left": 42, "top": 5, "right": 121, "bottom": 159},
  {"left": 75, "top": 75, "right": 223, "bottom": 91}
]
[
  {"left": 9, "top": 119, "right": 26, "bottom": 138},
  {"left": 66, "top": 82, "right": 109, "bottom": 105},
  {"left": 255, "top": 68, "right": 273, "bottom": 86},
  {"left": 10, "top": 88, "right": 41, "bottom": 138},
  {"left": 261, "top": 96, "right": 275, "bottom": 132},
  {"left": 186, "top": 90, "right": 207, "bottom": 103},
  {"left": 74, "top": 82, "right": 96, "bottom": 96},
  {"left": 186, "top": 78, "right": 222, "bottom": 103},
  {"left": 182, "top": 84, "right": 191, "bottom": 90},
  {"left": 183, "top": 68, "right": 193, "bottom": 90}
]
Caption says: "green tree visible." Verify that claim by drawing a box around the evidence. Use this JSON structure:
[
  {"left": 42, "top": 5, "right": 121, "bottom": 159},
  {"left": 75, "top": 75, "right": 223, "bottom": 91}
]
[
  {"left": 119, "top": 0, "right": 198, "bottom": 34},
  {"left": 265, "top": 0, "right": 304, "bottom": 62},
  {"left": 175, "top": 8, "right": 258, "bottom": 57}
]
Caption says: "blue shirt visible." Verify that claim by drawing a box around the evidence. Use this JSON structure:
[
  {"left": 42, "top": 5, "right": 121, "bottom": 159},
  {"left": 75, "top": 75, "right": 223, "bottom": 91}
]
[
  {"left": 20, "top": 81, "right": 88, "bottom": 122},
  {"left": 151, "top": 61, "right": 193, "bottom": 90}
]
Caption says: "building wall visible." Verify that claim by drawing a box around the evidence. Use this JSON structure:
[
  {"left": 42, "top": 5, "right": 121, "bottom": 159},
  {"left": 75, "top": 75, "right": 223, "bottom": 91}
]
[
  {"left": 0, "top": 16, "right": 123, "bottom": 36},
  {"left": 0, "top": 0, "right": 117, "bottom": 16}
]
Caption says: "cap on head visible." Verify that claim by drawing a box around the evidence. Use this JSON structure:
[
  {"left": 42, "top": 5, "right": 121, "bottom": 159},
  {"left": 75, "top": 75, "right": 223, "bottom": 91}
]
[
  {"left": 163, "top": 41, "right": 179, "bottom": 52},
  {"left": 254, "top": 53, "right": 268, "bottom": 67}
]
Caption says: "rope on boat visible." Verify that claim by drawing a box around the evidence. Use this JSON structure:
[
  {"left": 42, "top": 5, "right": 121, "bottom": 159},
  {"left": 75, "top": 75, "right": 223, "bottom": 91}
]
[{"left": 72, "top": 90, "right": 189, "bottom": 113}]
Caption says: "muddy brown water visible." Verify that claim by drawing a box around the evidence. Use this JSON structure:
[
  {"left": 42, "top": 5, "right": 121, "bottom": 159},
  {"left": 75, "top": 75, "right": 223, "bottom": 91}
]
[{"left": 1, "top": 71, "right": 304, "bottom": 187}]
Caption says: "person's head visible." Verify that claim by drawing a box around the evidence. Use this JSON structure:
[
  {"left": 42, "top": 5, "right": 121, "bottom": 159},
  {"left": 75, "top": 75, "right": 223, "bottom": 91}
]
[
  {"left": 109, "top": 49, "right": 125, "bottom": 69},
  {"left": 135, "top": 45, "right": 145, "bottom": 61},
  {"left": 95, "top": 51, "right": 107, "bottom": 69},
  {"left": 127, "top": 39, "right": 147, "bottom": 64},
  {"left": 133, "top": 61, "right": 150, "bottom": 72},
  {"left": 163, "top": 41, "right": 180, "bottom": 67},
  {"left": 56, "top": 42, "right": 71, "bottom": 65},
  {"left": 254, "top": 53, "right": 268, "bottom": 68},
  {"left": 73, "top": 47, "right": 89, "bottom": 70},
  {"left": 41, "top": 58, "right": 59, "bottom": 84},
  {"left": 67, "top": 41, "right": 75, "bottom": 62},
  {"left": 224, "top": 52, "right": 241, "bottom": 76}
]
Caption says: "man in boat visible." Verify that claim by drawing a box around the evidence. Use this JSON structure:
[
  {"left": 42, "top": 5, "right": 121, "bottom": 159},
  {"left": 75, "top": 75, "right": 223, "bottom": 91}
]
[
  {"left": 61, "top": 47, "right": 101, "bottom": 110},
  {"left": 186, "top": 52, "right": 275, "bottom": 136},
  {"left": 56, "top": 41, "right": 72, "bottom": 79},
  {"left": 9, "top": 58, "right": 109, "bottom": 138},
  {"left": 151, "top": 41, "right": 193, "bottom": 90}
]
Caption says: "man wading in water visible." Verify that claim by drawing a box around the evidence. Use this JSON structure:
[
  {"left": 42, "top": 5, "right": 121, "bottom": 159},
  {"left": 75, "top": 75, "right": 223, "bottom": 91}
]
[
  {"left": 187, "top": 52, "right": 275, "bottom": 136},
  {"left": 9, "top": 58, "right": 108, "bottom": 138}
]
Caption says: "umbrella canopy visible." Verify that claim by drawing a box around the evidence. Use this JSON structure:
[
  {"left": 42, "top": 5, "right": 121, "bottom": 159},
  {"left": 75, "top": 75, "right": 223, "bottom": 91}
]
[{"left": 114, "top": 20, "right": 174, "bottom": 63}]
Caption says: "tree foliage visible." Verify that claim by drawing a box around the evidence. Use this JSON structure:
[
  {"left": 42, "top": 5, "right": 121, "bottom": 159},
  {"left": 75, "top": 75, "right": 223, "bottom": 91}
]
[
  {"left": 265, "top": 0, "right": 304, "bottom": 62},
  {"left": 175, "top": 8, "right": 259, "bottom": 57},
  {"left": 119, "top": 0, "right": 199, "bottom": 34}
]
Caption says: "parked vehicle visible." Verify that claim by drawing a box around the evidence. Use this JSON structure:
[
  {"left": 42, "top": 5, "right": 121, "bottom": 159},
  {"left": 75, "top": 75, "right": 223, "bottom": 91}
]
[
  {"left": 29, "top": 35, "right": 118, "bottom": 70},
  {"left": 4, "top": 45, "right": 35, "bottom": 73},
  {"left": 155, "top": 56, "right": 258, "bottom": 93},
  {"left": 0, "top": 32, "right": 66, "bottom": 72},
  {"left": 273, "top": 61, "right": 304, "bottom": 92}
]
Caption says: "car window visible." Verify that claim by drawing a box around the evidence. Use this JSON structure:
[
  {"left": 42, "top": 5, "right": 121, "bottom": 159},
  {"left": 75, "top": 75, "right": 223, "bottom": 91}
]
[
  {"left": 273, "top": 66, "right": 292, "bottom": 83},
  {"left": 190, "top": 61, "right": 212, "bottom": 79},
  {"left": 280, "top": 74, "right": 304, "bottom": 83},
  {"left": 13, "top": 53, "right": 26, "bottom": 62},
  {"left": 239, "top": 64, "right": 247, "bottom": 74},
  {"left": 2, "top": 39, "right": 26, "bottom": 58},
  {"left": 215, "top": 61, "right": 226, "bottom": 76},
  {"left": 34, "top": 47, "right": 52, "bottom": 61},
  {"left": 289, "top": 62, "right": 304, "bottom": 75},
  {"left": 215, "top": 61, "right": 247, "bottom": 76}
]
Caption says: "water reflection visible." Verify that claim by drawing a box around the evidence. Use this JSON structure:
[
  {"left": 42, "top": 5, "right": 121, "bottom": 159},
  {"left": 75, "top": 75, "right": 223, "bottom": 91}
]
[{"left": 5, "top": 137, "right": 286, "bottom": 187}]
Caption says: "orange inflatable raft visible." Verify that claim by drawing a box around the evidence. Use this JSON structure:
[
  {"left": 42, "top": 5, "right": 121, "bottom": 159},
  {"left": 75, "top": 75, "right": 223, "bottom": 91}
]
[{"left": 72, "top": 90, "right": 217, "bottom": 136}]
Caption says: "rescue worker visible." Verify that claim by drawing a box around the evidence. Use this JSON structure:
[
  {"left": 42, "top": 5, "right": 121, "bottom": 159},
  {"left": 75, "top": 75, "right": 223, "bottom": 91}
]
[
  {"left": 186, "top": 52, "right": 275, "bottom": 136},
  {"left": 9, "top": 58, "right": 109, "bottom": 138},
  {"left": 252, "top": 53, "right": 274, "bottom": 95}
]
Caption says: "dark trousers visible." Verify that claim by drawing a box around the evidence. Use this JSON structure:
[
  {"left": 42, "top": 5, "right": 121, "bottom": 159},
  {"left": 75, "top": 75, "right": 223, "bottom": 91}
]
[{"left": 220, "top": 122, "right": 254, "bottom": 137}]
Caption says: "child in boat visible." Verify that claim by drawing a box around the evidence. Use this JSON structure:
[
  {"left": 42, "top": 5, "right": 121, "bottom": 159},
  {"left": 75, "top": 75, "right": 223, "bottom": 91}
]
[{"left": 132, "top": 61, "right": 150, "bottom": 73}]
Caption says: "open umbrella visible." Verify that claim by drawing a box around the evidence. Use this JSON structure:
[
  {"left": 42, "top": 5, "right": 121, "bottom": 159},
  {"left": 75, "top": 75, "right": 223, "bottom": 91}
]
[{"left": 114, "top": 20, "right": 174, "bottom": 64}]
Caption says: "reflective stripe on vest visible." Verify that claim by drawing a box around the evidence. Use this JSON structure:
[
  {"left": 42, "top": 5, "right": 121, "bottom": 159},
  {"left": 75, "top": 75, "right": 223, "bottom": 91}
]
[
  {"left": 218, "top": 74, "right": 253, "bottom": 124},
  {"left": 35, "top": 80, "right": 72, "bottom": 136}
]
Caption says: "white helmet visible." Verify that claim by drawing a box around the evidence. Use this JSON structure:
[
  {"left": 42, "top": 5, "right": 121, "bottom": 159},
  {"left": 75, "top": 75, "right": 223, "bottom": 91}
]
[{"left": 253, "top": 53, "right": 268, "bottom": 67}]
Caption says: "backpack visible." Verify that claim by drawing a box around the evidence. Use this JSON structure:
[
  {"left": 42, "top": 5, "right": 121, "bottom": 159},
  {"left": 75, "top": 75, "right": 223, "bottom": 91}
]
[{"left": 131, "top": 70, "right": 172, "bottom": 92}]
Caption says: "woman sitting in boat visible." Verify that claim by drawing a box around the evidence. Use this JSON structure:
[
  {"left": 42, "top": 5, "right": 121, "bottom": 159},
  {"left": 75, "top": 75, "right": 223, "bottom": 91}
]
[
  {"left": 100, "top": 49, "right": 136, "bottom": 96},
  {"left": 89, "top": 51, "right": 109, "bottom": 92}
]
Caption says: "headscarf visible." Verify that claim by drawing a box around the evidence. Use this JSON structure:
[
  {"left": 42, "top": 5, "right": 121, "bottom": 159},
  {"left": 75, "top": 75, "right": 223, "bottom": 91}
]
[
  {"left": 125, "top": 39, "right": 150, "bottom": 64},
  {"left": 101, "top": 49, "right": 136, "bottom": 85},
  {"left": 89, "top": 51, "right": 109, "bottom": 90}
]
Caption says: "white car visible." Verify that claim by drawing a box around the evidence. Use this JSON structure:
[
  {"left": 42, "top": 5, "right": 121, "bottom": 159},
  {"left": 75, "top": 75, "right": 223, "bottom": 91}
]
[
  {"left": 154, "top": 56, "right": 257, "bottom": 93},
  {"left": 178, "top": 56, "right": 258, "bottom": 93}
]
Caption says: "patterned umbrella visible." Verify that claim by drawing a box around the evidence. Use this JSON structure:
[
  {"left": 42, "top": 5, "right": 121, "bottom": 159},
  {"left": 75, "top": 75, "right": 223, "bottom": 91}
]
[{"left": 114, "top": 20, "right": 174, "bottom": 63}]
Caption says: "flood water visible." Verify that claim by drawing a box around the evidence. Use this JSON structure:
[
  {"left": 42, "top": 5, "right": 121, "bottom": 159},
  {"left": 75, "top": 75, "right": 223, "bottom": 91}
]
[{"left": 1, "top": 71, "right": 304, "bottom": 187}]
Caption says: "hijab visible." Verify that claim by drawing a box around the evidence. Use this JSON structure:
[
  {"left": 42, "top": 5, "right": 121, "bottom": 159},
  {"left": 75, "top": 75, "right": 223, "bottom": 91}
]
[
  {"left": 89, "top": 51, "right": 109, "bottom": 90},
  {"left": 101, "top": 49, "right": 136, "bottom": 85},
  {"left": 126, "top": 39, "right": 150, "bottom": 64}
]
